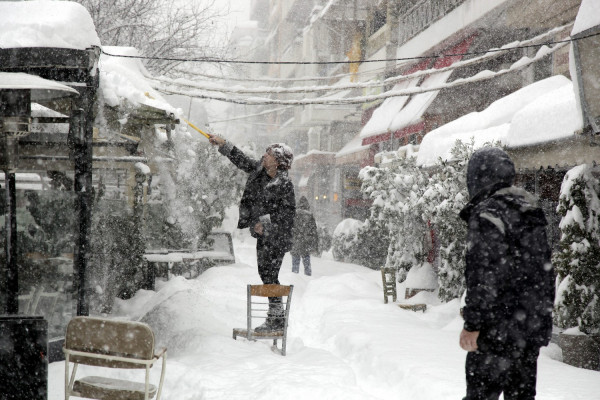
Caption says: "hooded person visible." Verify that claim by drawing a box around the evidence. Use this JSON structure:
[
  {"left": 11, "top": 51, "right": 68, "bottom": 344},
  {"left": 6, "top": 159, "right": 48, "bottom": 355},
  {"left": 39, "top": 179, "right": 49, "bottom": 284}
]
[
  {"left": 290, "top": 196, "right": 318, "bottom": 275},
  {"left": 208, "top": 135, "right": 295, "bottom": 332},
  {"left": 458, "top": 147, "right": 555, "bottom": 400}
]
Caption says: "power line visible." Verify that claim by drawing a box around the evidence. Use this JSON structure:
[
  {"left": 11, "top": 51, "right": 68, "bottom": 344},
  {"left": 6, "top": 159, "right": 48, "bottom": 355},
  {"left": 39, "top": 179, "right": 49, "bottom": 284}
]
[
  {"left": 99, "top": 26, "right": 591, "bottom": 66},
  {"left": 154, "top": 42, "right": 567, "bottom": 106},
  {"left": 208, "top": 106, "right": 294, "bottom": 123},
  {"left": 171, "top": 64, "right": 388, "bottom": 83},
  {"left": 147, "top": 24, "right": 572, "bottom": 97}
]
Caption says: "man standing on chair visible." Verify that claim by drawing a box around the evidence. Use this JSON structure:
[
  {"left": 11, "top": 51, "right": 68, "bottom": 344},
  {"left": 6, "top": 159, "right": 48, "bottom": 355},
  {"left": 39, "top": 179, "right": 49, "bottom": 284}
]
[{"left": 209, "top": 134, "right": 295, "bottom": 332}]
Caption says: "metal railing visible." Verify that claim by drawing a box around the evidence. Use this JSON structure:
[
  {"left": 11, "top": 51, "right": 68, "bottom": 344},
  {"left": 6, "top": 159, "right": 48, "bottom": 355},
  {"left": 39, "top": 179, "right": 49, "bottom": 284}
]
[{"left": 398, "top": 0, "right": 468, "bottom": 46}]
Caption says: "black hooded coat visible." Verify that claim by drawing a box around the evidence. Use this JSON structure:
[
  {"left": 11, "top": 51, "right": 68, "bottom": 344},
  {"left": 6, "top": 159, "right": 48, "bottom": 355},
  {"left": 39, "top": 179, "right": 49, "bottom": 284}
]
[
  {"left": 291, "top": 196, "right": 318, "bottom": 257},
  {"left": 459, "top": 148, "right": 555, "bottom": 355}
]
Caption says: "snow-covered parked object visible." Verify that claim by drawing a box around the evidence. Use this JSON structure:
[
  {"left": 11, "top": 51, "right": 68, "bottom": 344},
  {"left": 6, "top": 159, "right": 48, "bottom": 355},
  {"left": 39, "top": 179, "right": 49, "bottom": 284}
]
[
  {"left": 553, "top": 164, "right": 600, "bottom": 335},
  {"left": 332, "top": 218, "right": 364, "bottom": 262},
  {"left": 404, "top": 262, "right": 438, "bottom": 299},
  {"left": 0, "top": 1, "right": 100, "bottom": 49}
]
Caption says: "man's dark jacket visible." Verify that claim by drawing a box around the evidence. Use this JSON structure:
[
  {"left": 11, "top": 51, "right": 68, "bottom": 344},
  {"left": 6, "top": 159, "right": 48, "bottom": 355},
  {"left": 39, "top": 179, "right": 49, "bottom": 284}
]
[
  {"left": 219, "top": 142, "right": 295, "bottom": 252},
  {"left": 459, "top": 147, "right": 555, "bottom": 355}
]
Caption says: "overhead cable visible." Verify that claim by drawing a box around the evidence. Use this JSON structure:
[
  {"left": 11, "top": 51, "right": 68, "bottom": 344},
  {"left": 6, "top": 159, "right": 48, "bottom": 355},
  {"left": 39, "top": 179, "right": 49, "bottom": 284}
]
[
  {"left": 154, "top": 43, "right": 567, "bottom": 106},
  {"left": 146, "top": 23, "right": 573, "bottom": 96},
  {"left": 171, "top": 22, "right": 571, "bottom": 85},
  {"left": 100, "top": 23, "right": 586, "bottom": 65}
]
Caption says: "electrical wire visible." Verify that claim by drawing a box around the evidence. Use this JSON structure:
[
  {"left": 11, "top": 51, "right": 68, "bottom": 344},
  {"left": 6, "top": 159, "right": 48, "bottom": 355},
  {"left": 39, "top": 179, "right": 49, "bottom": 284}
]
[
  {"left": 154, "top": 42, "right": 567, "bottom": 106},
  {"left": 144, "top": 23, "right": 573, "bottom": 96},
  {"left": 99, "top": 24, "right": 590, "bottom": 66}
]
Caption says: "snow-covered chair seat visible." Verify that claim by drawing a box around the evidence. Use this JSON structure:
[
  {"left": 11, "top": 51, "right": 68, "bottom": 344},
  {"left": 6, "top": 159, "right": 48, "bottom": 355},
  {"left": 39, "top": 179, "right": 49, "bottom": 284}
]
[
  {"left": 63, "top": 316, "right": 167, "bottom": 400},
  {"left": 232, "top": 284, "right": 294, "bottom": 356}
]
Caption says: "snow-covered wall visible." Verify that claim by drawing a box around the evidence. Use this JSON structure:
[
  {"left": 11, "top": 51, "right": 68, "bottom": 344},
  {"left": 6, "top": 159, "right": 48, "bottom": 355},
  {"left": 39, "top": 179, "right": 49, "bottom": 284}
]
[{"left": 0, "top": 1, "right": 100, "bottom": 49}]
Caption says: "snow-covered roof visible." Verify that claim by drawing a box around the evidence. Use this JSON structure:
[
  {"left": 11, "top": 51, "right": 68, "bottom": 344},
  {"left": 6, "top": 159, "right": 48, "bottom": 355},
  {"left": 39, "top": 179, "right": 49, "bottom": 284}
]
[
  {"left": 359, "top": 77, "right": 419, "bottom": 138},
  {"left": 0, "top": 1, "right": 100, "bottom": 50},
  {"left": 416, "top": 75, "right": 583, "bottom": 167},
  {"left": 99, "top": 47, "right": 178, "bottom": 115},
  {"left": 336, "top": 133, "right": 369, "bottom": 158},
  {"left": 0, "top": 72, "right": 79, "bottom": 101},
  {"left": 294, "top": 149, "right": 336, "bottom": 162},
  {"left": 572, "top": 0, "right": 600, "bottom": 36}
]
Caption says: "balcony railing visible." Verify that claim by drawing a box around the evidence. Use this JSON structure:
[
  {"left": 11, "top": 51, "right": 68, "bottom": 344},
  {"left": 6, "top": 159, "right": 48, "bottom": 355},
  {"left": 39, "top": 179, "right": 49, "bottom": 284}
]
[{"left": 398, "top": 0, "right": 468, "bottom": 46}]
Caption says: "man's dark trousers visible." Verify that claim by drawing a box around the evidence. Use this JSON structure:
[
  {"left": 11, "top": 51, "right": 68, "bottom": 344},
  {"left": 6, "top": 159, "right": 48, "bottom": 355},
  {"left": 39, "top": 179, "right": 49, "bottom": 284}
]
[
  {"left": 465, "top": 347, "right": 540, "bottom": 400},
  {"left": 256, "top": 238, "right": 286, "bottom": 313}
]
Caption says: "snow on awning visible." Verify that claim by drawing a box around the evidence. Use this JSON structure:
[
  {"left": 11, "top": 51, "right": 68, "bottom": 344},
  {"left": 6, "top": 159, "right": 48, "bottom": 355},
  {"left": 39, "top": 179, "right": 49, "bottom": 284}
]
[
  {"left": 0, "top": 1, "right": 100, "bottom": 50},
  {"left": 359, "top": 60, "right": 428, "bottom": 139},
  {"left": 572, "top": 0, "right": 600, "bottom": 36},
  {"left": 359, "top": 37, "right": 475, "bottom": 143},
  {"left": 416, "top": 75, "right": 582, "bottom": 167},
  {"left": 0, "top": 72, "right": 79, "bottom": 101}
]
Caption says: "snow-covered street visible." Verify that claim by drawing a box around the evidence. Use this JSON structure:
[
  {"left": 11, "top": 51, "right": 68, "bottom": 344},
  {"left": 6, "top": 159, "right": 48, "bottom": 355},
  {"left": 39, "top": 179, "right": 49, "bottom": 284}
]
[{"left": 48, "top": 235, "right": 600, "bottom": 400}]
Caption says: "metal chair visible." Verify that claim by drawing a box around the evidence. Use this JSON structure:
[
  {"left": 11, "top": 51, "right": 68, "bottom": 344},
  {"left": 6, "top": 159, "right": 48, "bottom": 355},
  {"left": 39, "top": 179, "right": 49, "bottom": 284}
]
[
  {"left": 232, "top": 284, "right": 293, "bottom": 356},
  {"left": 381, "top": 267, "right": 397, "bottom": 303},
  {"left": 63, "top": 316, "right": 167, "bottom": 400}
]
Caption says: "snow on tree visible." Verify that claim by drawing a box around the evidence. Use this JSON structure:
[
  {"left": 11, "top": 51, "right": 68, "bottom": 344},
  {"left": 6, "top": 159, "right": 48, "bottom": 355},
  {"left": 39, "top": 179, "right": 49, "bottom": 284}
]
[
  {"left": 360, "top": 154, "right": 429, "bottom": 281},
  {"left": 331, "top": 218, "right": 364, "bottom": 264},
  {"left": 360, "top": 140, "right": 475, "bottom": 300},
  {"left": 553, "top": 164, "right": 600, "bottom": 334},
  {"left": 152, "top": 126, "right": 248, "bottom": 250},
  {"left": 421, "top": 140, "right": 472, "bottom": 301},
  {"left": 74, "top": 0, "right": 230, "bottom": 75}
]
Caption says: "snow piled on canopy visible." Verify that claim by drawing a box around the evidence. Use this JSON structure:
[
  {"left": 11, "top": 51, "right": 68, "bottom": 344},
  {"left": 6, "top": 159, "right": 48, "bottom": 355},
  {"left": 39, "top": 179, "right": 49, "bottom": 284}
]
[
  {"left": 0, "top": 1, "right": 100, "bottom": 49},
  {"left": 99, "top": 46, "right": 179, "bottom": 114},
  {"left": 416, "top": 75, "right": 583, "bottom": 167},
  {"left": 572, "top": 0, "right": 600, "bottom": 36}
]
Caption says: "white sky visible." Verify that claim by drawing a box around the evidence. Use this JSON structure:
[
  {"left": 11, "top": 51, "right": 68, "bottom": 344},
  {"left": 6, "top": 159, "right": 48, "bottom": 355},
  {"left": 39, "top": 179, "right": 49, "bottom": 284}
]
[{"left": 219, "top": 0, "right": 251, "bottom": 36}]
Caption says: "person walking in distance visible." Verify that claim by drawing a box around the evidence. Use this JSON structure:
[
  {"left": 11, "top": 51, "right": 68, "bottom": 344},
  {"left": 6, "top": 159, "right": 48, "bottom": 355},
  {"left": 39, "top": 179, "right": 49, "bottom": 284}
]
[
  {"left": 458, "top": 147, "right": 554, "bottom": 400},
  {"left": 208, "top": 134, "right": 295, "bottom": 332},
  {"left": 290, "top": 196, "right": 318, "bottom": 276}
]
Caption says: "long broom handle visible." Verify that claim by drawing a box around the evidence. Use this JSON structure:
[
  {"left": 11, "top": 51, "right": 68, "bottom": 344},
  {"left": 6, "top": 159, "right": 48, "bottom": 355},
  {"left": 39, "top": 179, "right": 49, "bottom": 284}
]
[{"left": 184, "top": 118, "right": 211, "bottom": 139}]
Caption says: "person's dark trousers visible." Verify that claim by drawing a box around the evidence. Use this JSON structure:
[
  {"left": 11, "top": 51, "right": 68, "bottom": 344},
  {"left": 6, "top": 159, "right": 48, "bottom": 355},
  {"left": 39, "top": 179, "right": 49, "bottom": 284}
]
[
  {"left": 256, "top": 239, "right": 286, "bottom": 326},
  {"left": 464, "top": 346, "right": 540, "bottom": 400},
  {"left": 292, "top": 254, "right": 311, "bottom": 275}
]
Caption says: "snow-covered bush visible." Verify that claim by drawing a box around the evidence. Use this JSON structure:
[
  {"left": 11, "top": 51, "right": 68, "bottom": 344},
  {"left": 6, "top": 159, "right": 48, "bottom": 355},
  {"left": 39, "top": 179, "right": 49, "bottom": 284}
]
[
  {"left": 360, "top": 155, "right": 429, "bottom": 281},
  {"left": 422, "top": 140, "right": 472, "bottom": 301},
  {"left": 360, "top": 140, "right": 474, "bottom": 299},
  {"left": 151, "top": 130, "right": 248, "bottom": 250},
  {"left": 316, "top": 223, "right": 332, "bottom": 255},
  {"left": 553, "top": 164, "right": 600, "bottom": 334},
  {"left": 332, "top": 218, "right": 363, "bottom": 263},
  {"left": 352, "top": 218, "right": 390, "bottom": 270}
]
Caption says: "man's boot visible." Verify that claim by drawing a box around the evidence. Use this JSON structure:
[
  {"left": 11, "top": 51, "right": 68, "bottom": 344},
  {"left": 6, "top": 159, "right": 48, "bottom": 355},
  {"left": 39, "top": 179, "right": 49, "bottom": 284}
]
[{"left": 254, "top": 302, "right": 284, "bottom": 333}]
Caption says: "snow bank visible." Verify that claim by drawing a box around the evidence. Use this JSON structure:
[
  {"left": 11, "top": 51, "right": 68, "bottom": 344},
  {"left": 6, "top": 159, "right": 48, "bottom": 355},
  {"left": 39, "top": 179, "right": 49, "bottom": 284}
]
[{"left": 0, "top": 1, "right": 100, "bottom": 49}]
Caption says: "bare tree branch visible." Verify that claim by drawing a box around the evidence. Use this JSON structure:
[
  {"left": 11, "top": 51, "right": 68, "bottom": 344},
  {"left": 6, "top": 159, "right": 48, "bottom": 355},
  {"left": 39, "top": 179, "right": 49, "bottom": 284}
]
[{"left": 75, "top": 0, "right": 230, "bottom": 75}]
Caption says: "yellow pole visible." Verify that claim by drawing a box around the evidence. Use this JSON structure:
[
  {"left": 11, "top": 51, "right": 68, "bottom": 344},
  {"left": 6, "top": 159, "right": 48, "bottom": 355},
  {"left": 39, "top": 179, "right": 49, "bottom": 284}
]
[{"left": 184, "top": 118, "right": 211, "bottom": 139}]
